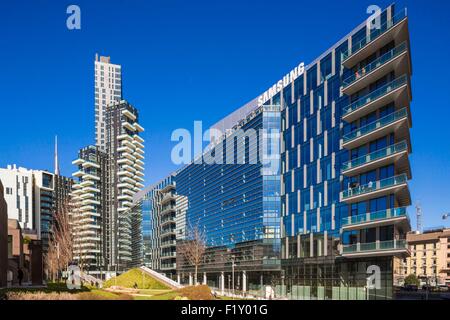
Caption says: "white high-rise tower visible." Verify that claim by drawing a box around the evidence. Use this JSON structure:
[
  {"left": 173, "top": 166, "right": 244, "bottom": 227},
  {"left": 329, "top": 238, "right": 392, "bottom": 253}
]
[{"left": 94, "top": 54, "right": 122, "bottom": 150}]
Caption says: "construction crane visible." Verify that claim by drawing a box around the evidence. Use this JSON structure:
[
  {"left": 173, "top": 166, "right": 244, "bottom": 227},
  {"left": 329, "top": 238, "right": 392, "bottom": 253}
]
[{"left": 415, "top": 202, "right": 422, "bottom": 233}]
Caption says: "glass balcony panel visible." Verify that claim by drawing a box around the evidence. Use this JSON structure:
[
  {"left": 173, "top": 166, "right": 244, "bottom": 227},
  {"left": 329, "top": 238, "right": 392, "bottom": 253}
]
[
  {"left": 342, "top": 8, "right": 407, "bottom": 61},
  {"left": 342, "top": 140, "right": 407, "bottom": 171},
  {"left": 342, "top": 173, "right": 407, "bottom": 200},
  {"left": 342, "top": 42, "right": 407, "bottom": 88},
  {"left": 343, "top": 75, "right": 408, "bottom": 117},
  {"left": 341, "top": 207, "right": 408, "bottom": 227}
]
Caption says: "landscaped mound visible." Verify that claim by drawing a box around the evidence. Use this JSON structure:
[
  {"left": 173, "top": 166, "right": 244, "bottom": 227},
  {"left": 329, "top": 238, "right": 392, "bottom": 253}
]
[
  {"left": 103, "top": 268, "right": 169, "bottom": 290},
  {"left": 151, "top": 285, "right": 214, "bottom": 300}
]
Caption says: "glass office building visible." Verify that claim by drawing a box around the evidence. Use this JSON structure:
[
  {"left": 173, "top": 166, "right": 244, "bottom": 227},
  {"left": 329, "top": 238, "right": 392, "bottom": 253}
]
[
  {"left": 280, "top": 4, "right": 412, "bottom": 299},
  {"left": 175, "top": 104, "right": 282, "bottom": 292},
  {"left": 125, "top": 4, "right": 413, "bottom": 299}
]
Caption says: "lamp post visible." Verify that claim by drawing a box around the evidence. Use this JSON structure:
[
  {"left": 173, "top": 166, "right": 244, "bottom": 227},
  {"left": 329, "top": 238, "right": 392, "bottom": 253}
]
[{"left": 231, "top": 255, "right": 235, "bottom": 299}]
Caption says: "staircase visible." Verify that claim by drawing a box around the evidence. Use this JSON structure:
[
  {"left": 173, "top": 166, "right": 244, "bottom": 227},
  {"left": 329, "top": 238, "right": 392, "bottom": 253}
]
[{"left": 140, "top": 266, "right": 183, "bottom": 289}]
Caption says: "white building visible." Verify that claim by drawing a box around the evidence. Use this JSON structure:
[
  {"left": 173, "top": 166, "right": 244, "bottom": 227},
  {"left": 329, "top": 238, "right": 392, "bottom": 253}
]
[
  {"left": 0, "top": 165, "right": 36, "bottom": 233},
  {"left": 94, "top": 54, "right": 122, "bottom": 150}
]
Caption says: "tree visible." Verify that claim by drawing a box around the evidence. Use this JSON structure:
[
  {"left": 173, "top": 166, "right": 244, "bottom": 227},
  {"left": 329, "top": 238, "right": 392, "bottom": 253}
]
[
  {"left": 45, "top": 199, "right": 76, "bottom": 281},
  {"left": 180, "top": 222, "right": 206, "bottom": 285},
  {"left": 404, "top": 274, "right": 420, "bottom": 286}
]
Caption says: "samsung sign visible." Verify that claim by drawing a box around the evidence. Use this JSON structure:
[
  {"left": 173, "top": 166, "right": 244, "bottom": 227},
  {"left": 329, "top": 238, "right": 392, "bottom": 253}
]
[{"left": 257, "top": 62, "right": 305, "bottom": 107}]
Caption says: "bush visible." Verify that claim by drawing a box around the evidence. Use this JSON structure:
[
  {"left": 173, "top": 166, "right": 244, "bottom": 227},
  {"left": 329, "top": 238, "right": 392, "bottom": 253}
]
[
  {"left": 404, "top": 274, "right": 420, "bottom": 286},
  {"left": 103, "top": 268, "right": 169, "bottom": 290}
]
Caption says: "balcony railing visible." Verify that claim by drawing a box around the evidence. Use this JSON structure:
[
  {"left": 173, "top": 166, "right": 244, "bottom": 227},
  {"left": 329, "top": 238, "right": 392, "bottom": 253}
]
[
  {"left": 341, "top": 207, "right": 408, "bottom": 227},
  {"left": 342, "top": 141, "right": 407, "bottom": 172},
  {"left": 342, "top": 8, "right": 407, "bottom": 61},
  {"left": 342, "top": 239, "right": 408, "bottom": 254},
  {"left": 342, "top": 173, "right": 408, "bottom": 200},
  {"left": 343, "top": 108, "right": 408, "bottom": 144},
  {"left": 342, "top": 42, "right": 407, "bottom": 88},
  {"left": 343, "top": 75, "right": 408, "bottom": 117}
]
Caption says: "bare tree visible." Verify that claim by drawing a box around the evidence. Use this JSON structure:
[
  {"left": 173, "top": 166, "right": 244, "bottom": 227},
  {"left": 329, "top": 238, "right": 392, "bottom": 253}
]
[
  {"left": 45, "top": 199, "right": 77, "bottom": 281},
  {"left": 180, "top": 222, "right": 206, "bottom": 285}
]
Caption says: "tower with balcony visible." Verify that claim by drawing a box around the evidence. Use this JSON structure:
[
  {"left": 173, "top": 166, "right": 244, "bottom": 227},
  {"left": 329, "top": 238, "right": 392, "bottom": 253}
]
[
  {"left": 71, "top": 146, "right": 108, "bottom": 275},
  {"left": 104, "top": 100, "right": 145, "bottom": 271},
  {"left": 338, "top": 7, "right": 412, "bottom": 283}
]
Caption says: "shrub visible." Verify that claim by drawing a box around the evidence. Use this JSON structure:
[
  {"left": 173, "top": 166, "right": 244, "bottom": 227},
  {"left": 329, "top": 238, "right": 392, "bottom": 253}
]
[{"left": 404, "top": 274, "right": 420, "bottom": 286}]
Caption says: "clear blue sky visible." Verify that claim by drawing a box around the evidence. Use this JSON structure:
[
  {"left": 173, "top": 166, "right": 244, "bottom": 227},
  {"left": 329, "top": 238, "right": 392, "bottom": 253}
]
[{"left": 0, "top": 0, "right": 449, "bottom": 229}]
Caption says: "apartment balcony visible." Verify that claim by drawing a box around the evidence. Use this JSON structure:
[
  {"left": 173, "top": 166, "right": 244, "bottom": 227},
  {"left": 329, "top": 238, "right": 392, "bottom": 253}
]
[
  {"left": 161, "top": 193, "right": 176, "bottom": 205},
  {"left": 340, "top": 239, "right": 409, "bottom": 258},
  {"left": 83, "top": 186, "right": 100, "bottom": 193},
  {"left": 135, "top": 171, "right": 144, "bottom": 177},
  {"left": 118, "top": 134, "right": 133, "bottom": 141},
  {"left": 135, "top": 182, "right": 144, "bottom": 189},
  {"left": 160, "top": 206, "right": 176, "bottom": 216},
  {"left": 118, "top": 158, "right": 133, "bottom": 166},
  {"left": 133, "top": 140, "right": 144, "bottom": 149},
  {"left": 118, "top": 194, "right": 133, "bottom": 201},
  {"left": 79, "top": 180, "right": 94, "bottom": 187},
  {"left": 118, "top": 170, "right": 134, "bottom": 178},
  {"left": 134, "top": 175, "right": 144, "bottom": 182},
  {"left": 341, "top": 207, "right": 410, "bottom": 232},
  {"left": 134, "top": 152, "right": 144, "bottom": 160},
  {"left": 161, "top": 228, "right": 176, "bottom": 237},
  {"left": 160, "top": 253, "right": 177, "bottom": 259},
  {"left": 79, "top": 192, "right": 95, "bottom": 199},
  {"left": 342, "top": 42, "right": 410, "bottom": 95},
  {"left": 120, "top": 176, "right": 135, "bottom": 185},
  {"left": 82, "top": 199, "right": 101, "bottom": 206},
  {"left": 342, "top": 8, "right": 409, "bottom": 68},
  {"left": 343, "top": 108, "right": 410, "bottom": 150},
  {"left": 118, "top": 146, "right": 134, "bottom": 153},
  {"left": 161, "top": 240, "right": 177, "bottom": 248},
  {"left": 117, "top": 182, "right": 134, "bottom": 189},
  {"left": 160, "top": 218, "right": 176, "bottom": 228},
  {"left": 161, "top": 183, "right": 175, "bottom": 193},
  {"left": 160, "top": 263, "right": 176, "bottom": 271},
  {"left": 122, "top": 140, "right": 136, "bottom": 149},
  {"left": 135, "top": 147, "right": 144, "bottom": 155},
  {"left": 133, "top": 134, "right": 144, "bottom": 143},
  {"left": 122, "top": 122, "right": 135, "bottom": 131},
  {"left": 83, "top": 174, "right": 101, "bottom": 181},
  {"left": 122, "top": 152, "right": 136, "bottom": 162},
  {"left": 82, "top": 161, "right": 100, "bottom": 169},
  {"left": 342, "top": 141, "right": 410, "bottom": 177},
  {"left": 72, "top": 159, "right": 84, "bottom": 165},
  {"left": 134, "top": 123, "right": 144, "bottom": 132},
  {"left": 122, "top": 188, "right": 135, "bottom": 196},
  {"left": 122, "top": 109, "right": 136, "bottom": 121},
  {"left": 341, "top": 173, "right": 411, "bottom": 206},
  {"left": 79, "top": 205, "right": 95, "bottom": 212},
  {"left": 342, "top": 75, "right": 411, "bottom": 123},
  {"left": 73, "top": 170, "right": 84, "bottom": 178}
]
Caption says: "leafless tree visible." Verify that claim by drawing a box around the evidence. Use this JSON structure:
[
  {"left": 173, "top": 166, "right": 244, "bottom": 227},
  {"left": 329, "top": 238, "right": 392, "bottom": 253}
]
[
  {"left": 179, "top": 222, "right": 206, "bottom": 285},
  {"left": 45, "top": 200, "right": 74, "bottom": 281}
]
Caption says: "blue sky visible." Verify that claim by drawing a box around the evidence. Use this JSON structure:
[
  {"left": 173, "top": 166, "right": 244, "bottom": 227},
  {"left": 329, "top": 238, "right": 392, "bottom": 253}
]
[{"left": 0, "top": 0, "right": 449, "bottom": 229}]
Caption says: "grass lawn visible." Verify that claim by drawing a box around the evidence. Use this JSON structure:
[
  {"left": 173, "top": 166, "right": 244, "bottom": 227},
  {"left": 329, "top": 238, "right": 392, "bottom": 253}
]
[{"left": 103, "top": 268, "right": 169, "bottom": 290}]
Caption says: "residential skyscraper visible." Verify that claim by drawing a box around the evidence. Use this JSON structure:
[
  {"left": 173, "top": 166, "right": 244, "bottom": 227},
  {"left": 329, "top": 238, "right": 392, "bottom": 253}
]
[
  {"left": 94, "top": 54, "right": 122, "bottom": 150},
  {"left": 71, "top": 146, "right": 109, "bottom": 275},
  {"left": 105, "top": 100, "right": 145, "bottom": 270},
  {"left": 71, "top": 100, "right": 145, "bottom": 276}
]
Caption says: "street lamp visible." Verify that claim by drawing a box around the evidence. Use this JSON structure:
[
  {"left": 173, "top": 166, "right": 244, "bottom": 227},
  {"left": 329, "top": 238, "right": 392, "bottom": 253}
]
[
  {"left": 231, "top": 255, "right": 235, "bottom": 298},
  {"left": 442, "top": 213, "right": 449, "bottom": 220}
]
